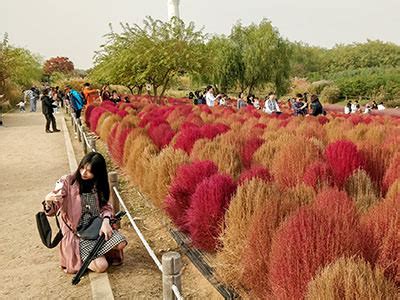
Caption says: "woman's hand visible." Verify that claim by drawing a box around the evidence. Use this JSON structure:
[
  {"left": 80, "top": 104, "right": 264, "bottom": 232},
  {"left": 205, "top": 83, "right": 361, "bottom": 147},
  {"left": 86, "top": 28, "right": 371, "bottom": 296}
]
[
  {"left": 44, "top": 192, "right": 62, "bottom": 204},
  {"left": 99, "top": 218, "right": 113, "bottom": 241}
]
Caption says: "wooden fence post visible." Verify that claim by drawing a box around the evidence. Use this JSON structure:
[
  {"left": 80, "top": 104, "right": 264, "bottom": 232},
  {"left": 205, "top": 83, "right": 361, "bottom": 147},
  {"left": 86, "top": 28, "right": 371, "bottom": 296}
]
[
  {"left": 82, "top": 132, "right": 88, "bottom": 154},
  {"left": 108, "top": 171, "right": 120, "bottom": 228},
  {"left": 162, "top": 252, "right": 182, "bottom": 300},
  {"left": 89, "top": 136, "right": 96, "bottom": 152}
]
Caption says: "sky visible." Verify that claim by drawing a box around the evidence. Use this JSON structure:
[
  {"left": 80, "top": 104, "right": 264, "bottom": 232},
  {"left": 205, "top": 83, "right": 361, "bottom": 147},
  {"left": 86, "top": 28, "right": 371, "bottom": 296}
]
[{"left": 1, "top": 0, "right": 399, "bottom": 69}]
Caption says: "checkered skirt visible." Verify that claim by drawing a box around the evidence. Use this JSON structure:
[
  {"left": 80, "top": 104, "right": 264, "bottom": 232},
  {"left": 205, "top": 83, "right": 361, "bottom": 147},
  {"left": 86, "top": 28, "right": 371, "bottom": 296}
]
[{"left": 78, "top": 193, "right": 125, "bottom": 261}]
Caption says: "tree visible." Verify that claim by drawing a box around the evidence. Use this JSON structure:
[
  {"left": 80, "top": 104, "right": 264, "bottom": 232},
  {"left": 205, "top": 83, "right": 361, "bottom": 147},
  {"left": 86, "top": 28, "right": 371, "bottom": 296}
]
[
  {"left": 90, "top": 17, "right": 206, "bottom": 101},
  {"left": 43, "top": 56, "right": 74, "bottom": 75}
]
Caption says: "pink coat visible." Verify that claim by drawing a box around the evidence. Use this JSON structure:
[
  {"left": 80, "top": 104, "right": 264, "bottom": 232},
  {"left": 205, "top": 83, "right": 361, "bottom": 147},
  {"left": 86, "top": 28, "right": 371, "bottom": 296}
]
[{"left": 45, "top": 175, "right": 113, "bottom": 273}]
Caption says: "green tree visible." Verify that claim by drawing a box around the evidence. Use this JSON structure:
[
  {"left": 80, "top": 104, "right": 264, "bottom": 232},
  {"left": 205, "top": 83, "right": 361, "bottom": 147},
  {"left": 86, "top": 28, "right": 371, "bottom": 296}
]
[
  {"left": 230, "top": 19, "right": 292, "bottom": 95},
  {"left": 90, "top": 17, "right": 206, "bottom": 101}
]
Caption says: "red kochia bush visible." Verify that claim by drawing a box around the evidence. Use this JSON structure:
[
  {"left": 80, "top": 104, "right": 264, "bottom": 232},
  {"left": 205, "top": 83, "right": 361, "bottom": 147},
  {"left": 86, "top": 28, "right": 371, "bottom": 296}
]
[
  {"left": 200, "top": 123, "right": 230, "bottom": 139},
  {"left": 165, "top": 160, "right": 219, "bottom": 231},
  {"left": 85, "top": 105, "right": 96, "bottom": 127},
  {"left": 325, "top": 140, "right": 365, "bottom": 187},
  {"left": 148, "top": 121, "right": 175, "bottom": 149},
  {"left": 241, "top": 137, "right": 264, "bottom": 169},
  {"left": 269, "top": 188, "right": 364, "bottom": 299},
  {"left": 110, "top": 126, "right": 133, "bottom": 167},
  {"left": 185, "top": 174, "right": 237, "bottom": 251},
  {"left": 174, "top": 126, "right": 203, "bottom": 154},
  {"left": 237, "top": 166, "right": 272, "bottom": 185},
  {"left": 362, "top": 195, "right": 400, "bottom": 283},
  {"left": 303, "top": 161, "right": 334, "bottom": 190},
  {"left": 89, "top": 107, "right": 107, "bottom": 132},
  {"left": 382, "top": 154, "right": 400, "bottom": 195}
]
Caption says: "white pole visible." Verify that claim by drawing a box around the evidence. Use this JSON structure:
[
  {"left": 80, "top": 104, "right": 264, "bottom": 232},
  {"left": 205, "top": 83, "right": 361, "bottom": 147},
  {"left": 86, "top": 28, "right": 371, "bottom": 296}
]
[{"left": 168, "top": 0, "right": 180, "bottom": 19}]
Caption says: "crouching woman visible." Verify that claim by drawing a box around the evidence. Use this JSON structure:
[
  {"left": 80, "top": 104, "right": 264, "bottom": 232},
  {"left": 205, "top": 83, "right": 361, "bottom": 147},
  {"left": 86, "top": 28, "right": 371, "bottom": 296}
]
[{"left": 43, "top": 152, "right": 127, "bottom": 274}]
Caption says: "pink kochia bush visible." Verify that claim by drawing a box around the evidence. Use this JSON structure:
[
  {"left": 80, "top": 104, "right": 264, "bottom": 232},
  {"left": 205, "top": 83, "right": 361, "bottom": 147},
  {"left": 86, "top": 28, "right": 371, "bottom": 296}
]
[
  {"left": 200, "top": 123, "right": 230, "bottom": 139},
  {"left": 241, "top": 137, "right": 264, "bottom": 169},
  {"left": 173, "top": 125, "right": 203, "bottom": 154},
  {"left": 303, "top": 161, "right": 334, "bottom": 190},
  {"left": 165, "top": 160, "right": 219, "bottom": 231},
  {"left": 108, "top": 124, "right": 133, "bottom": 167},
  {"left": 269, "top": 188, "right": 364, "bottom": 299},
  {"left": 237, "top": 166, "right": 272, "bottom": 186},
  {"left": 325, "top": 140, "right": 365, "bottom": 187},
  {"left": 185, "top": 174, "right": 237, "bottom": 251},
  {"left": 89, "top": 107, "right": 108, "bottom": 132},
  {"left": 148, "top": 121, "right": 175, "bottom": 149}
]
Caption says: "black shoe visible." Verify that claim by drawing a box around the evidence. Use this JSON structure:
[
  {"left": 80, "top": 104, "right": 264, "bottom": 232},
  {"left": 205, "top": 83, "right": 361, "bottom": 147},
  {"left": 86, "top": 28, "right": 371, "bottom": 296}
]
[
  {"left": 46, "top": 129, "right": 53, "bottom": 133},
  {"left": 53, "top": 129, "right": 61, "bottom": 132}
]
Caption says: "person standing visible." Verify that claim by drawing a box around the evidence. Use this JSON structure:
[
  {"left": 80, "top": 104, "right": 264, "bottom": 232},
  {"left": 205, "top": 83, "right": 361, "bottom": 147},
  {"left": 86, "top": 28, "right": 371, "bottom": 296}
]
[
  {"left": 310, "top": 94, "right": 324, "bottom": 116},
  {"left": 66, "top": 86, "right": 84, "bottom": 125},
  {"left": 42, "top": 88, "right": 60, "bottom": 133},
  {"left": 205, "top": 86, "right": 216, "bottom": 107},
  {"left": 24, "top": 87, "right": 36, "bottom": 112},
  {"left": 82, "top": 83, "right": 100, "bottom": 106}
]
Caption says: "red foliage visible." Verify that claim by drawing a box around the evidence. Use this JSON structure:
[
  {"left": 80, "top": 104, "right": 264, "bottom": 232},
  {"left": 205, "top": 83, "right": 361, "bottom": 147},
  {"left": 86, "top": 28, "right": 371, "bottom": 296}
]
[
  {"left": 361, "top": 196, "right": 400, "bottom": 282},
  {"left": 237, "top": 166, "right": 272, "bottom": 185},
  {"left": 241, "top": 137, "right": 264, "bottom": 169},
  {"left": 89, "top": 107, "right": 107, "bottom": 133},
  {"left": 165, "top": 161, "right": 219, "bottom": 231},
  {"left": 173, "top": 126, "right": 203, "bottom": 154},
  {"left": 325, "top": 140, "right": 365, "bottom": 187},
  {"left": 109, "top": 125, "right": 133, "bottom": 167},
  {"left": 200, "top": 123, "right": 230, "bottom": 139},
  {"left": 317, "top": 115, "right": 329, "bottom": 125},
  {"left": 85, "top": 105, "right": 95, "bottom": 127},
  {"left": 43, "top": 56, "right": 74, "bottom": 74},
  {"left": 185, "top": 174, "right": 237, "bottom": 251},
  {"left": 269, "top": 188, "right": 364, "bottom": 299},
  {"left": 382, "top": 154, "right": 400, "bottom": 194},
  {"left": 147, "top": 121, "right": 175, "bottom": 149},
  {"left": 303, "top": 161, "right": 334, "bottom": 190}
]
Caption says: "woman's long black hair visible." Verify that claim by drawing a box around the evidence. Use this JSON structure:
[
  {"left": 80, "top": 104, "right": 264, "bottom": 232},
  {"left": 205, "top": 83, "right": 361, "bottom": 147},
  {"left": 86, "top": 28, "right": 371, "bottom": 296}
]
[{"left": 71, "top": 152, "right": 110, "bottom": 207}]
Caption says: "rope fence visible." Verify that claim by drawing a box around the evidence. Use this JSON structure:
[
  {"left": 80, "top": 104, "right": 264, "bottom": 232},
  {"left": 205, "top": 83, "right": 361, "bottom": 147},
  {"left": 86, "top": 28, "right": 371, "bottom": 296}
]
[{"left": 65, "top": 106, "right": 184, "bottom": 300}]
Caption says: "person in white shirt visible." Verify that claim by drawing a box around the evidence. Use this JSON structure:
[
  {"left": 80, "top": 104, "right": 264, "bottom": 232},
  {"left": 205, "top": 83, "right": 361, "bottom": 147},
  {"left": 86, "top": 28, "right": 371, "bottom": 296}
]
[
  {"left": 253, "top": 97, "right": 261, "bottom": 109},
  {"left": 364, "top": 104, "right": 372, "bottom": 114},
  {"left": 263, "top": 93, "right": 281, "bottom": 114},
  {"left": 205, "top": 86, "right": 216, "bottom": 107},
  {"left": 344, "top": 101, "right": 352, "bottom": 114},
  {"left": 377, "top": 102, "right": 386, "bottom": 110},
  {"left": 351, "top": 100, "right": 361, "bottom": 113}
]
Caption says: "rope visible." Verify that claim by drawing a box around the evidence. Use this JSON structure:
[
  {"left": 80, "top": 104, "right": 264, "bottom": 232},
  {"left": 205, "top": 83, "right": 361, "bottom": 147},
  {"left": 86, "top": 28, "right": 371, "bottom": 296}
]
[
  {"left": 113, "top": 186, "right": 163, "bottom": 272},
  {"left": 172, "top": 284, "right": 184, "bottom": 300}
]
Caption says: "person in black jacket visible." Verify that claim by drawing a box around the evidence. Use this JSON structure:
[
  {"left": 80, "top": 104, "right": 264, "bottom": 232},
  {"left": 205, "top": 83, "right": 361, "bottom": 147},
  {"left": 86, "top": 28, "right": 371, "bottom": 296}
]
[
  {"left": 310, "top": 94, "right": 324, "bottom": 116},
  {"left": 42, "top": 88, "right": 60, "bottom": 133}
]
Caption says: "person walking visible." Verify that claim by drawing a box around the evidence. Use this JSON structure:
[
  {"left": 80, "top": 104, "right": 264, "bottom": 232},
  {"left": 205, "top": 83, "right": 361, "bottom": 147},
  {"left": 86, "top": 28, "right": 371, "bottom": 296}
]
[
  {"left": 43, "top": 152, "right": 127, "bottom": 274},
  {"left": 42, "top": 88, "right": 60, "bottom": 133},
  {"left": 66, "top": 86, "right": 84, "bottom": 125},
  {"left": 24, "top": 87, "right": 36, "bottom": 112}
]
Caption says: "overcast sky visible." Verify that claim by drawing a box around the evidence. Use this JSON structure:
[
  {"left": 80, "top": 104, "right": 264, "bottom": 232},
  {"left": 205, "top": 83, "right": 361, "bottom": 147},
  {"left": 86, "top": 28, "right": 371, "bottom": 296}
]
[{"left": 2, "top": 0, "right": 399, "bottom": 69}]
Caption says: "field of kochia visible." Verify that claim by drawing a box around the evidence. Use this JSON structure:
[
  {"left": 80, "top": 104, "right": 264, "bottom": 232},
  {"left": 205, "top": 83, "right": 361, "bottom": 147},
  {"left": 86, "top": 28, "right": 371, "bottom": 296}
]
[{"left": 86, "top": 95, "right": 400, "bottom": 299}]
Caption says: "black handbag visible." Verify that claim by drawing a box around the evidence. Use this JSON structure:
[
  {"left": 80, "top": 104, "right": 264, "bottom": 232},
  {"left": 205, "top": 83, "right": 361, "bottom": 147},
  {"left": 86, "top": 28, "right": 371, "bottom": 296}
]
[
  {"left": 36, "top": 211, "right": 63, "bottom": 249},
  {"left": 76, "top": 216, "right": 103, "bottom": 240}
]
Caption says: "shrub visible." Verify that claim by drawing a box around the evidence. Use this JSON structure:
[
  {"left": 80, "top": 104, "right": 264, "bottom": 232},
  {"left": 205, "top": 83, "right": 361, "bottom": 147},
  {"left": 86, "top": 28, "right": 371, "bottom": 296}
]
[
  {"left": 240, "top": 184, "right": 310, "bottom": 298},
  {"left": 320, "top": 85, "right": 341, "bottom": 104},
  {"left": 148, "top": 121, "right": 175, "bottom": 149},
  {"left": 215, "top": 179, "right": 277, "bottom": 292},
  {"left": 173, "top": 125, "right": 203, "bottom": 154},
  {"left": 200, "top": 123, "right": 230, "bottom": 139},
  {"left": 89, "top": 107, "right": 107, "bottom": 132},
  {"left": 99, "top": 114, "right": 122, "bottom": 142},
  {"left": 165, "top": 160, "right": 219, "bottom": 231},
  {"left": 191, "top": 138, "right": 243, "bottom": 179},
  {"left": 386, "top": 179, "right": 400, "bottom": 201},
  {"left": 325, "top": 140, "right": 365, "bottom": 188},
  {"left": 185, "top": 174, "right": 237, "bottom": 251},
  {"left": 361, "top": 195, "right": 400, "bottom": 283},
  {"left": 306, "top": 257, "right": 399, "bottom": 299},
  {"left": 271, "top": 136, "right": 321, "bottom": 188},
  {"left": 303, "top": 161, "right": 334, "bottom": 190},
  {"left": 240, "top": 137, "right": 264, "bottom": 169},
  {"left": 237, "top": 166, "right": 272, "bottom": 185},
  {"left": 145, "top": 147, "right": 189, "bottom": 208},
  {"left": 109, "top": 125, "right": 134, "bottom": 167},
  {"left": 344, "top": 169, "right": 379, "bottom": 212},
  {"left": 383, "top": 153, "right": 400, "bottom": 195},
  {"left": 269, "top": 188, "right": 364, "bottom": 299},
  {"left": 309, "top": 80, "right": 333, "bottom": 95}
]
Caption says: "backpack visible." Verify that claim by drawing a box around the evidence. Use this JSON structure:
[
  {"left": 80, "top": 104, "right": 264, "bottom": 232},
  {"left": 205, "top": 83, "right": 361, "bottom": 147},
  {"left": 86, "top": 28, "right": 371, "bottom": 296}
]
[{"left": 35, "top": 211, "right": 63, "bottom": 249}]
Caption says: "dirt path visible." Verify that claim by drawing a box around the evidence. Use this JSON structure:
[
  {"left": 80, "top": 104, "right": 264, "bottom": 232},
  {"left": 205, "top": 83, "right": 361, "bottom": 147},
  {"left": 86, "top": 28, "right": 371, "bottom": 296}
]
[{"left": 0, "top": 109, "right": 222, "bottom": 299}]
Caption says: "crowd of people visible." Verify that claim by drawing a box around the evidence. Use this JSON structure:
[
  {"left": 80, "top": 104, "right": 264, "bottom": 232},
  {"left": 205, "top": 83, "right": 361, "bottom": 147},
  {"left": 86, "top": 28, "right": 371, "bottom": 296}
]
[
  {"left": 189, "top": 86, "right": 326, "bottom": 116},
  {"left": 344, "top": 99, "right": 385, "bottom": 114}
]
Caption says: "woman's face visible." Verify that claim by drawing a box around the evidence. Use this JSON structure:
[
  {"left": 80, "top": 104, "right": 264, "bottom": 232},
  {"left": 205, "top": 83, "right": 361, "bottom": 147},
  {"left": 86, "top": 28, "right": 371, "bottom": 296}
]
[{"left": 80, "top": 164, "right": 94, "bottom": 180}]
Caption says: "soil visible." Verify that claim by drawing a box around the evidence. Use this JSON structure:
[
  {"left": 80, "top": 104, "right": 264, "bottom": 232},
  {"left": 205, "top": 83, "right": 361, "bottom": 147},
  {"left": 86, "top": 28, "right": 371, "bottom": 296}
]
[{"left": 0, "top": 108, "right": 222, "bottom": 299}]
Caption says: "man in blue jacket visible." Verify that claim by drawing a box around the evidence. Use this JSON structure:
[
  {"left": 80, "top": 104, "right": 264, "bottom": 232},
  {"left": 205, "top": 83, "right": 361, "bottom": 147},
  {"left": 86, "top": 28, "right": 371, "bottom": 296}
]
[{"left": 66, "top": 86, "right": 84, "bottom": 124}]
